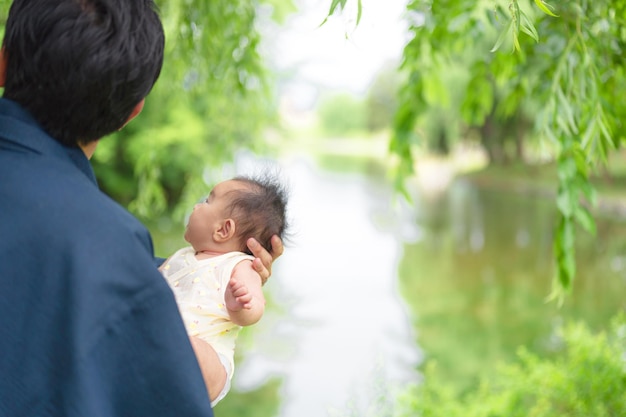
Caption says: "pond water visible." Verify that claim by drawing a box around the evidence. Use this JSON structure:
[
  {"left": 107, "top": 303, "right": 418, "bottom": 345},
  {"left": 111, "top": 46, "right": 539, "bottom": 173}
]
[{"left": 152, "top": 152, "right": 626, "bottom": 416}]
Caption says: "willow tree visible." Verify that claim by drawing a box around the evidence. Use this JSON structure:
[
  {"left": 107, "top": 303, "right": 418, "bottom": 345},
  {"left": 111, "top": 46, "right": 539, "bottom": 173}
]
[{"left": 325, "top": 0, "right": 625, "bottom": 297}]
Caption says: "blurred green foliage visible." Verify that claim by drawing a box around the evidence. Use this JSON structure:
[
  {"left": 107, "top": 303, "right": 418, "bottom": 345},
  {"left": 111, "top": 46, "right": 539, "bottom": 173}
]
[
  {"left": 317, "top": 91, "right": 367, "bottom": 136},
  {"left": 396, "top": 315, "right": 626, "bottom": 417},
  {"left": 364, "top": 61, "right": 403, "bottom": 133},
  {"left": 315, "top": 62, "right": 403, "bottom": 138}
]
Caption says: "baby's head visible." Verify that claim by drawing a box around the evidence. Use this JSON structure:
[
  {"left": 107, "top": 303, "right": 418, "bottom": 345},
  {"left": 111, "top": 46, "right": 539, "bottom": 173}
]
[
  {"left": 227, "top": 174, "right": 289, "bottom": 255},
  {"left": 184, "top": 174, "right": 289, "bottom": 255}
]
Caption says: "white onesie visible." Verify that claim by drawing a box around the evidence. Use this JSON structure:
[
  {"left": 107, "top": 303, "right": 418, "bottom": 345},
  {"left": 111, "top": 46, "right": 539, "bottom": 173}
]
[{"left": 160, "top": 246, "right": 254, "bottom": 406}]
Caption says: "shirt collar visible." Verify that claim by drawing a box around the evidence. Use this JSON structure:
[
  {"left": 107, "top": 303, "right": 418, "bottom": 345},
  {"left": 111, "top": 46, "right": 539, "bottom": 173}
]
[{"left": 0, "top": 98, "right": 98, "bottom": 185}]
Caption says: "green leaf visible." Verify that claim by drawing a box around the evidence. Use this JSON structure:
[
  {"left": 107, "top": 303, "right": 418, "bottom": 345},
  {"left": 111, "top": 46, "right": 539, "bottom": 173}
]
[
  {"left": 556, "top": 88, "right": 578, "bottom": 134},
  {"left": 557, "top": 157, "right": 577, "bottom": 182},
  {"left": 512, "top": 31, "right": 521, "bottom": 52},
  {"left": 519, "top": 10, "right": 539, "bottom": 42},
  {"left": 534, "top": 0, "right": 559, "bottom": 17},
  {"left": 319, "top": 0, "right": 342, "bottom": 26},
  {"left": 580, "top": 181, "right": 598, "bottom": 206},
  {"left": 328, "top": 0, "right": 342, "bottom": 15},
  {"left": 572, "top": 146, "right": 590, "bottom": 178},
  {"left": 580, "top": 117, "right": 597, "bottom": 151},
  {"left": 598, "top": 112, "right": 615, "bottom": 148},
  {"left": 490, "top": 20, "right": 513, "bottom": 53},
  {"left": 554, "top": 216, "right": 576, "bottom": 291},
  {"left": 556, "top": 187, "right": 574, "bottom": 217},
  {"left": 574, "top": 206, "right": 596, "bottom": 235}
]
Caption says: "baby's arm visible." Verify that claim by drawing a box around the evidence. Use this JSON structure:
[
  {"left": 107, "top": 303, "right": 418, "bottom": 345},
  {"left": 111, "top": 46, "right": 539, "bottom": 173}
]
[{"left": 224, "top": 260, "right": 265, "bottom": 326}]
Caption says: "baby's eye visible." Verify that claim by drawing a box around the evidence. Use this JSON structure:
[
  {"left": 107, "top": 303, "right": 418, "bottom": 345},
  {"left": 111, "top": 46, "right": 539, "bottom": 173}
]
[{"left": 204, "top": 191, "right": 215, "bottom": 204}]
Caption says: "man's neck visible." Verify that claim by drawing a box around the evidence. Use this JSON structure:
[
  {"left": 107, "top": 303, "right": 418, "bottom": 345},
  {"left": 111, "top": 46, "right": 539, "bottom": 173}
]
[{"left": 79, "top": 141, "right": 99, "bottom": 159}]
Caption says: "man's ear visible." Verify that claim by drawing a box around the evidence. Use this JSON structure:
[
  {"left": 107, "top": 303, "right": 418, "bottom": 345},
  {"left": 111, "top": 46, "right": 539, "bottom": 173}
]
[
  {"left": 0, "top": 47, "right": 7, "bottom": 88},
  {"left": 119, "top": 99, "right": 145, "bottom": 130},
  {"left": 214, "top": 219, "right": 236, "bottom": 242}
]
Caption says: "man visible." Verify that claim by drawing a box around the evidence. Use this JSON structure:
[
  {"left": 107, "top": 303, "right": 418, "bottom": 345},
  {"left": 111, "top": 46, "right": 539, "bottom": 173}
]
[{"left": 0, "top": 0, "right": 282, "bottom": 415}]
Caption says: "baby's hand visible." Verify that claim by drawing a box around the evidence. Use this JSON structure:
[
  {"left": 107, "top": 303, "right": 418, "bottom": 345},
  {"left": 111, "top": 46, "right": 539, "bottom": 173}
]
[{"left": 225, "top": 277, "right": 253, "bottom": 312}]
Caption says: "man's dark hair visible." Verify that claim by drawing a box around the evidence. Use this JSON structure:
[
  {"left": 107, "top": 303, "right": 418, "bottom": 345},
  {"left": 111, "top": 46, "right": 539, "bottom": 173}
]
[
  {"left": 228, "top": 174, "right": 289, "bottom": 256},
  {"left": 2, "top": 0, "right": 165, "bottom": 147}
]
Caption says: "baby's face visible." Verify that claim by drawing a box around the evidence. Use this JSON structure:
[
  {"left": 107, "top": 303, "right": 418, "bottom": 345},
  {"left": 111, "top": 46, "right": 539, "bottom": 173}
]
[{"left": 184, "top": 180, "right": 247, "bottom": 246}]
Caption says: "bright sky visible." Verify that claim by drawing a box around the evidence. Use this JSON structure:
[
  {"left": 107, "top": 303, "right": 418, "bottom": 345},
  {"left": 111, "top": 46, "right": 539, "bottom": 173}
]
[{"left": 266, "top": 0, "right": 410, "bottom": 108}]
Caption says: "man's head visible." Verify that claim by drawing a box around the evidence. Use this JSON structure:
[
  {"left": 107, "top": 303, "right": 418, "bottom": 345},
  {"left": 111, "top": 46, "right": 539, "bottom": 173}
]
[
  {"left": 0, "top": 0, "right": 164, "bottom": 147},
  {"left": 184, "top": 175, "right": 289, "bottom": 256}
]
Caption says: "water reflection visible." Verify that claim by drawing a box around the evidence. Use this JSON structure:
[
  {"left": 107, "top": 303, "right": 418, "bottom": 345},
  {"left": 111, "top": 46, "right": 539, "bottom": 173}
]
[
  {"left": 400, "top": 178, "right": 626, "bottom": 392},
  {"left": 229, "top": 154, "right": 421, "bottom": 417}
]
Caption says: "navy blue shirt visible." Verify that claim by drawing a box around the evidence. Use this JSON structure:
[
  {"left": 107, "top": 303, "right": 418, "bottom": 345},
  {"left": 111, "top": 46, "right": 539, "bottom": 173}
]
[{"left": 0, "top": 98, "right": 214, "bottom": 416}]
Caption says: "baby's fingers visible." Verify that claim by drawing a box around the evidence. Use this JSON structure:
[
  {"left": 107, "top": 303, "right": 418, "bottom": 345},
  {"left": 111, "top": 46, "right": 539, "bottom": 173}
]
[
  {"left": 236, "top": 293, "right": 252, "bottom": 306},
  {"left": 229, "top": 279, "right": 245, "bottom": 293},
  {"left": 232, "top": 285, "right": 249, "bottom": 298}
]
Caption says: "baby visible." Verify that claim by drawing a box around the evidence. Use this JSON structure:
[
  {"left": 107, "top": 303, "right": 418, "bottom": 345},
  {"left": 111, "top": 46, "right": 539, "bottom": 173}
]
[{"left": 159, "top": 174, "right": 288, "bottom": 406}]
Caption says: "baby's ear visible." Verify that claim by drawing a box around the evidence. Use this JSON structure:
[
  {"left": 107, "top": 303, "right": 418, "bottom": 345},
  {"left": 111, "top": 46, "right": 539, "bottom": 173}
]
[{"left": 214, "top": 218, "right": 236, "bottom": 242}]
